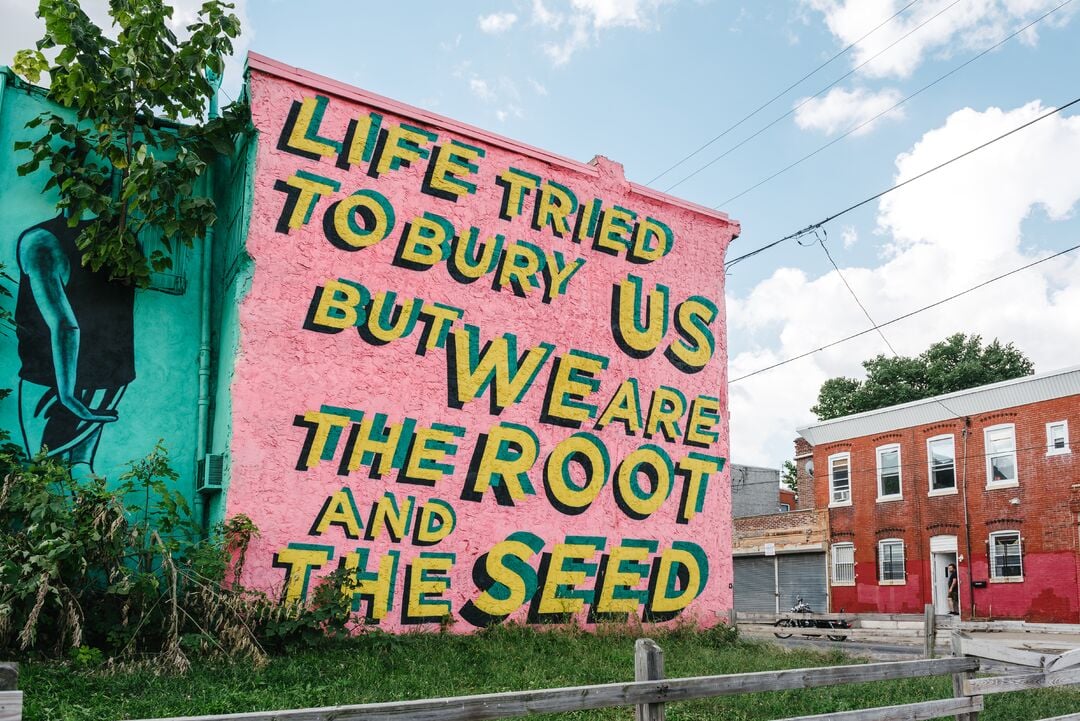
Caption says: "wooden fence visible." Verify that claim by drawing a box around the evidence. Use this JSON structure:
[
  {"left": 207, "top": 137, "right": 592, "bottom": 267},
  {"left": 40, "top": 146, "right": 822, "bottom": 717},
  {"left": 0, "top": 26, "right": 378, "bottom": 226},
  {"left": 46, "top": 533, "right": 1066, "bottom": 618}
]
[
  {"left": 0, "top": 662, "right": 19, "bottom": 721},
  {"left": 5, "top": 631, "right": 1080, "bottom": 721},
  {"left": 735, "top": 605, "right": 1080, "bottom": 659}
]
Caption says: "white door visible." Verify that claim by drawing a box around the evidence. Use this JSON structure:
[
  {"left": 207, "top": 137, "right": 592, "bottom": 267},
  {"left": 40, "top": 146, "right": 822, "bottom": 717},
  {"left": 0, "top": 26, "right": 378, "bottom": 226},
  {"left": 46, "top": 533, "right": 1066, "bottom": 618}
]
[{"left": 930, "top": 535, "right": 958, "bottom": 615}]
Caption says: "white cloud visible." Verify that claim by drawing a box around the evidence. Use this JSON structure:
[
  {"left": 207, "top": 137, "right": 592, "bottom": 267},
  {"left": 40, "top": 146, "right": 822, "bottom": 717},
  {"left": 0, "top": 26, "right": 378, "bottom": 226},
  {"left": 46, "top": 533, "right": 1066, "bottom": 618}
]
[
  {"left": 478, "top": 12, "right": 518, "bottom": 33},
  {"left": 729, "top": 99, "right": 1080, "bottom": 467},
  {"left": 528, "top": 78, "right": 549, "bottom": 96},
  {"left": 469, "top": 77, "right": 495, "bottom": 102},
  {"left": 533, "top": 0, "right": 674, "bottom": 65},
  {"left": 466, "top": 74, "right": 525, "bottom": 123},
  {"left": 794, "top": 86, "right": 905, "bottom": 136},
  {"left": 802, "top": 0, "right": 1076, "bottom": 79},
  {"left": 0, "top": 0, "right": 251, "bottom": 103},
  {"left": 841, "top": 225, "right": 858, "bottom": 248}
]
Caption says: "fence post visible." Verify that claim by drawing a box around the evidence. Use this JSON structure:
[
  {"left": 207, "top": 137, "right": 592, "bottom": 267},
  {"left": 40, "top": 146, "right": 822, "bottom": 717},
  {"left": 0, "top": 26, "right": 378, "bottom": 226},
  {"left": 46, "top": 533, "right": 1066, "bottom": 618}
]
[
  {"left": 924, "top": 603, "right": 937, "bottom": 659},
  {"left": 0, "top": 662, "right": 21, "bottom": 721},
  {"left": 950, "top": 632, "right": 979, "bottom": 721},
  {"left": 634, "top": 638, "right": 666, "bottom": 721}
]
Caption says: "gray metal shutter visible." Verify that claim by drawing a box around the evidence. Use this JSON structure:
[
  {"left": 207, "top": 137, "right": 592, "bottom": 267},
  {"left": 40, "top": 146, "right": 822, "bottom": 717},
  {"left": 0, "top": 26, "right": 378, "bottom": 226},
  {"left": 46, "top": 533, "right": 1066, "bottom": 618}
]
[
  {"left": 734, "top": 556, "right": 777, "bottom": 613},
  {"left": 777, "top": 553, "right": 827, "bottom": 613}
]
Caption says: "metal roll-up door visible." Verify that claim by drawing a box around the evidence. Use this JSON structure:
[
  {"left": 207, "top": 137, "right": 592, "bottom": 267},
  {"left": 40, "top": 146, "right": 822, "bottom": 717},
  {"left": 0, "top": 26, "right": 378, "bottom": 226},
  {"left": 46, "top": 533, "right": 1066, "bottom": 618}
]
[
  {"left": 777, "top": 553, "right": 827, "bottom": 613},
  {"left": 734, "top": 556, "right": 777, "bottom": 613}
]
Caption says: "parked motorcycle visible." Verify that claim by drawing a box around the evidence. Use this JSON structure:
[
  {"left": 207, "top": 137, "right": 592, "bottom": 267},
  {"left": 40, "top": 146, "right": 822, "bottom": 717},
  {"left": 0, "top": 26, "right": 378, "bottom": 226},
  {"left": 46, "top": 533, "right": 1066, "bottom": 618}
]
[{"left": 773, "top": 596, "right": 850, "bottom": 641}]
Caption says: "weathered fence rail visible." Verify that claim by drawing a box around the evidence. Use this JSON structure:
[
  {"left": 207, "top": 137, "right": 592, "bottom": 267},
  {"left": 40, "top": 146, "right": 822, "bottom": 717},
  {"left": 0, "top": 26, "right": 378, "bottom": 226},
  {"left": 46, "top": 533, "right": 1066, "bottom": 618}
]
[
  {"left": 123, "top": 652, "right": 979, "bottom": 721},
  {"left": 8, "top": 628, "right": 1080, "bottom": 721},
  {"left": 736, "top": 605, "right": 1080, "bottom": 658},
  {"left": 0, "top": 662, "right": 20, "bottom": 721}
]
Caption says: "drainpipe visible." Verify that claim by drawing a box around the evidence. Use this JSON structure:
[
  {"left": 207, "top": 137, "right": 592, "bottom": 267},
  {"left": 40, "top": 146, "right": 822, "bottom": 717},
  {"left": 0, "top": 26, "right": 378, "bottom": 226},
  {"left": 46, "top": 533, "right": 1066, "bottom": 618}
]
[
  {"left": 960, "top": 417, "right": 975, "bottom": 618},
  {"left": 194, "top": 70, "right": 222, "bottom": 533},
  {"left": 0, "top": 69, "right": 8, "bottom": 122}
]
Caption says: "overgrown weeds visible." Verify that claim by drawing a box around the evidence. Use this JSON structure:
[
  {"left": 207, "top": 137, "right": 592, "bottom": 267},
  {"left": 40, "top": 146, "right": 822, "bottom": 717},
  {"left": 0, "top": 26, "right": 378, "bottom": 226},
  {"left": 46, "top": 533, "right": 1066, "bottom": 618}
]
[{"left": 0, "top": 441, "right": 355, "bottom": 672}]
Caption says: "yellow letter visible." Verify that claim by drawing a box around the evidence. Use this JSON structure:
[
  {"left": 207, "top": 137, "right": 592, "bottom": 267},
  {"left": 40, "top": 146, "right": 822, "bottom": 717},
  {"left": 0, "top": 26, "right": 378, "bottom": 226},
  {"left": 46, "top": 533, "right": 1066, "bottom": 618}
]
[
  {"left": 614, "top": 445, "right": 674, "bottom": 520},
  {"left": 611, "top": 275, "right": 668, "bottom": 358}
]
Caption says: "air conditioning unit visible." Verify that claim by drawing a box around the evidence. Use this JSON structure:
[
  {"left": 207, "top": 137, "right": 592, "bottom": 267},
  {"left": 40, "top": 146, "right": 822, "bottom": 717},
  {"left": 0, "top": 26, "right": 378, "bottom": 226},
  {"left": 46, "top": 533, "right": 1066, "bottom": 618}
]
[{"left": 197, "top": 453, "right": 225, "bottom": 493}]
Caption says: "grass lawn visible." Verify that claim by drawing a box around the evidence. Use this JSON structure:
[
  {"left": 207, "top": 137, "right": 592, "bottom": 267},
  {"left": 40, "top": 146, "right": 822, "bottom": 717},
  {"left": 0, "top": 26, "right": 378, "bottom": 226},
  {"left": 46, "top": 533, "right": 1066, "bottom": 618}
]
[{"left": 18, "top": 626, "right": 1080, "bottom": 721}]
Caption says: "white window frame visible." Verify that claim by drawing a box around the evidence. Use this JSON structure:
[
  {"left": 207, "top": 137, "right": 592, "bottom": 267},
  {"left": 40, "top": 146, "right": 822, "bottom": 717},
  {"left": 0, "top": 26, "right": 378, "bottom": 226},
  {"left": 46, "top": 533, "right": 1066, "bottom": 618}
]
[
  {"left": 877, "top": 538, "right": 906, "bottom": 584},
  {"left": 829, "top": 452, "right": 852, "bottom": 507},
  {"left": 876, "top": 444, "right": 902, "bottom": 501},
  {"left": 927, "top": 434, "right": 957, "bottom": 496},
  {"left": 778, "top": 503, "right": 790, "bottom": 512},
  {"left": 831, "top": 542, "right": 855, "bottom": 586},
  {"left": 989, "top": 531, "right": 1024, "bottom": 582},
  {"left": 1046, "top": 421, "right": 1070, "bottom": 456},
  {"left": 985, "top": 424, "right": 1019, "bottom": 489}
]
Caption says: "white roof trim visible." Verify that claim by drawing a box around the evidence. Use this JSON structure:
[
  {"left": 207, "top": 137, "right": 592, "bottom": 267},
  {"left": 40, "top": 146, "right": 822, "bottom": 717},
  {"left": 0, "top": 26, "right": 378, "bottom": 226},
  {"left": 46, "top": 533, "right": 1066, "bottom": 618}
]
[{"left": 797, "top": 365, "right": 1080, "bottom": 446}]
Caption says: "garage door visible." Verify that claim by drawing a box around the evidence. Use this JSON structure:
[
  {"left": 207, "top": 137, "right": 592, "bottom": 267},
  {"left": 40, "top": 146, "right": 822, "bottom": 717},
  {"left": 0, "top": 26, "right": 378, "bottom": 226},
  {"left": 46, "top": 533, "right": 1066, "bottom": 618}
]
[
  {"left": 735, "top": 552, "right": 828, "bottom": 614},
  {"left": 733, "top": 556, "right": 777, "bottom": 612},
  {"left": 777, "top": 553, "right": 827, "bottom": 613}
]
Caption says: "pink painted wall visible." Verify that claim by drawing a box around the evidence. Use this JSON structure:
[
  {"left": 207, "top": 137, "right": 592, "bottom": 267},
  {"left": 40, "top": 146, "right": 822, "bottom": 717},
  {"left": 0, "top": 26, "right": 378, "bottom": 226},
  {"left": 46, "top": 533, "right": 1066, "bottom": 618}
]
[{"left": 225, "top": 54, "right": 739, "bottom": 631}]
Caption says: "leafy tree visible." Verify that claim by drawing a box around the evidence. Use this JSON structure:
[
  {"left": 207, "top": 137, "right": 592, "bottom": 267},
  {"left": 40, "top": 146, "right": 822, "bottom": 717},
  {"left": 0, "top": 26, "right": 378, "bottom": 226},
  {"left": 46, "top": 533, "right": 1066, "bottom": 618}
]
[
  {"left": 780, "top": 460, "right": 797, "bottom": 494},
  {"left": 11, "top": 0, "right": 247, "bottom": 284},
  {"left": 811, "top": 333, "right": 1034, "bottom": 420}
]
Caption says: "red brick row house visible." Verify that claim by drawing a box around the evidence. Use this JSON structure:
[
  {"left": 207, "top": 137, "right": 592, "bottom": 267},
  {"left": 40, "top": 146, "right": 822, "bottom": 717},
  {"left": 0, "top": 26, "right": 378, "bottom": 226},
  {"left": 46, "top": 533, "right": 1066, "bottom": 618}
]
[{"left": 796, "top": 366, "right": 1080, "bottom": 622}]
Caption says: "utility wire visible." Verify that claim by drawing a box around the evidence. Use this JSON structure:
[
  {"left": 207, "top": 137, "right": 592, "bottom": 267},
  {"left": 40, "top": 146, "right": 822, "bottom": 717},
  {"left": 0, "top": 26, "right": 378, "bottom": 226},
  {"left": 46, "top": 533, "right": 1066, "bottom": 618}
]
[
  {"left": 716, "top": 0, "right": 1074, "bottom": 208},
  {"left": 728, "top": 241, "right": 1080, "bottom": 384},
  {"left": 816, "top": 232, "right": 966, "bottom": 420},
  {"left": 662, "top": 0, "right": 962, "bottom": 193},
  {"left": 646, "top": 0, "right": 923, "bottom": 186},
  {"left": 725, "top": 92, "right": 1080, "bottom": 269},
  {"left": 817, "top": 231, "right": 899, "bottom": 357}
]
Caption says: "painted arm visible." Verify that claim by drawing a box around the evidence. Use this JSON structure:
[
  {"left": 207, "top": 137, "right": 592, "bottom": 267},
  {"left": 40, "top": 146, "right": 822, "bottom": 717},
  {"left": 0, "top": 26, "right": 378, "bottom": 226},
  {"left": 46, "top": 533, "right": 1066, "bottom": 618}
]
[{"left": 19, "top": 229, "right": 117, "bottom": 423}]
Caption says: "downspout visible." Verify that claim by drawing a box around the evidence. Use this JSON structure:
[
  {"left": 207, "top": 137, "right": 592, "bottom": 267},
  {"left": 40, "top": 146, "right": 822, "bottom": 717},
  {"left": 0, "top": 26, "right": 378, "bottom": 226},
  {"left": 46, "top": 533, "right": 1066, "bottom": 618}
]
[
  {"left": 0, "top": 69, "right": 8, "bottom": 130},
  {"left": 961, "top": 417, "right": 975, "bottom": 618},
  {"left": 194, "top": 72, "right": 222, "bottom": 533}
]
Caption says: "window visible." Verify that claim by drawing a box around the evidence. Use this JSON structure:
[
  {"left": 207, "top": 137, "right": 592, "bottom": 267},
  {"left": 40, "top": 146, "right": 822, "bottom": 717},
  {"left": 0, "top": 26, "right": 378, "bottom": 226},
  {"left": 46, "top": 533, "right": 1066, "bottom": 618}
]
[
  {"left": 985, "top": 425, "right": 1018, "bottom": 488},
  {"left": 778, "top": 503, "right": 790, "bottom": 512},
  {"left": 876, "top": 444, "right": 902, "bottom": 500},
  {"left": 832, "top": 543, "right": 855, "bottom": 585},
  {"left": 927, "top": 435, "right": 956, "bottom": 495},
  {"left": 990, "top": 531, "right": 1023, "bottom": 580},
  {"left": 829, "top": 453, "right": 851, "bottom": 506},
  {"left": 1047, "top": 421, "right": 1070, "bottom": 456},
  {"left": 877, "top": 539, "right": 906, "bottom": 583}
]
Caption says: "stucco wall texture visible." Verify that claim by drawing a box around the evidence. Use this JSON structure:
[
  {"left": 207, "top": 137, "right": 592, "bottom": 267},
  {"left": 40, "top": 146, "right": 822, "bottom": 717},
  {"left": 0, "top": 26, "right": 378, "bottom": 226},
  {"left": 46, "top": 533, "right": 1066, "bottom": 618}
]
[{"left": 225, "top": 55, "right": 739, "bottom": 631}]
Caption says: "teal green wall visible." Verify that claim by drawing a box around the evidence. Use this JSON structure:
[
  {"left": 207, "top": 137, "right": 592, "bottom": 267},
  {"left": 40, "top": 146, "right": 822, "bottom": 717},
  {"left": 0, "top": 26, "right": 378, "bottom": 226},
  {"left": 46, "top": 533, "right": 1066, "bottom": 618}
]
[{"left": 0, "top": 69, "right": 207, "bottom": 510}]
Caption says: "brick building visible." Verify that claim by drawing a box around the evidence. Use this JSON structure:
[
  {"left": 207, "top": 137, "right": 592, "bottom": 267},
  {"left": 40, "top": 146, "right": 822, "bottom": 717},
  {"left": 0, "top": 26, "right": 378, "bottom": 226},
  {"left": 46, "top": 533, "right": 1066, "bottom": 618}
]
[
  {"left": 797, "top": 366, "right": 1080, "bottom": 623},
  {"left": 731, "top": 463, "right": 829, "bottom": 614}
]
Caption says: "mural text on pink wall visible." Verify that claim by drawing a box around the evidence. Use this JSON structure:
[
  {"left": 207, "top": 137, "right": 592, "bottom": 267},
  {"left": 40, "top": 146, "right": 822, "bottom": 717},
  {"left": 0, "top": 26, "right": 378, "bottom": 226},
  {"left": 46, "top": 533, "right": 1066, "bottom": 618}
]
[{"left": 239, "top": 76, "right": 737, "bottom": 630}]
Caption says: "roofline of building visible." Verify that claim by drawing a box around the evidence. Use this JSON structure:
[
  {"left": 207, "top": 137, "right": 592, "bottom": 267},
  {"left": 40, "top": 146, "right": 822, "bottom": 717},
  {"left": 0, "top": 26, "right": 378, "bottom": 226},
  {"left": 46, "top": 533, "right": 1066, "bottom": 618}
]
[
  {"left": 729, "top": 463, "right": 781, "bottom": 473},
  {"left": 796, "top": 365, "right": 1080, "bottom": 446},
  {"left": 244, "top": 52, "right": 739, "bottom": 230}
]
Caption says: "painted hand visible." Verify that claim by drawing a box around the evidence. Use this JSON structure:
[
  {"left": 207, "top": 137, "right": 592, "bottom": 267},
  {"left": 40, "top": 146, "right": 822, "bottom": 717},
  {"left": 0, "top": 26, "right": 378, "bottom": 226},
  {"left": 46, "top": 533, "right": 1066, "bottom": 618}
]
[{"left": 60, "top": 395, "right": 119, "bottom": 423}]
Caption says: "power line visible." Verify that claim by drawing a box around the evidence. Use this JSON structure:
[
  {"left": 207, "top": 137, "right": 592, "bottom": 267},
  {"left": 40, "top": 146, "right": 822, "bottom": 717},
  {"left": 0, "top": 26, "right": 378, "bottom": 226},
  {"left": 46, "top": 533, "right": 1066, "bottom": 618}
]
[
  {"left": 728, "top": 241, "right": 1080, "bottom": 384},
  {"left": 817, "top": 231, "right": 898, "bottom": 356},
  {"left": 725, "top": 92, "right": 1080, "bottom": 269},
  {"left": 815, "top": 232, "right": 966, "bottom": 420},
  {"left": 662, "top": 0, "right": 963, "bottom": 193},
  {"left": 646, "top": 0, "right": 924, "bottom": 186},
  {"left": 715, "top": 0, "right": 1074, "bottom": 208}
]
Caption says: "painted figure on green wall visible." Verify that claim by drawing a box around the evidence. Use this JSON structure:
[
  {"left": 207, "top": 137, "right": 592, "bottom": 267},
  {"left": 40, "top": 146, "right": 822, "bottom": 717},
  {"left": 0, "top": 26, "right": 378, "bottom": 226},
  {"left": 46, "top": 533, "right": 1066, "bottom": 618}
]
[{"left": 15, "top": 213, "right": 135, "bottom": 476}]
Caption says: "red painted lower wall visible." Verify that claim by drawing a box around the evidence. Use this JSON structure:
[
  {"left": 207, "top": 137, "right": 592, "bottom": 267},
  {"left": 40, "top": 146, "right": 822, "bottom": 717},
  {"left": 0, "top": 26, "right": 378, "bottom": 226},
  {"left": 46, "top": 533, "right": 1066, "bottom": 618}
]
[
  {"left": 966, "top": 551, "right": 1079, "bottom": 623},
  {"left": 830, "top": 553, "right": 1080, "bottom": 622}
]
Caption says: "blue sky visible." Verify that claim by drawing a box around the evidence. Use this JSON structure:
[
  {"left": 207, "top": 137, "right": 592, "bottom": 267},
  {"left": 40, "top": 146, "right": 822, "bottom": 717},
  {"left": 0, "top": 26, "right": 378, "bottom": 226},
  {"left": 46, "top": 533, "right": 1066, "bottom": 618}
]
[{"left": 4, "top": 0, "right": 1079, "bottom": 468}]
